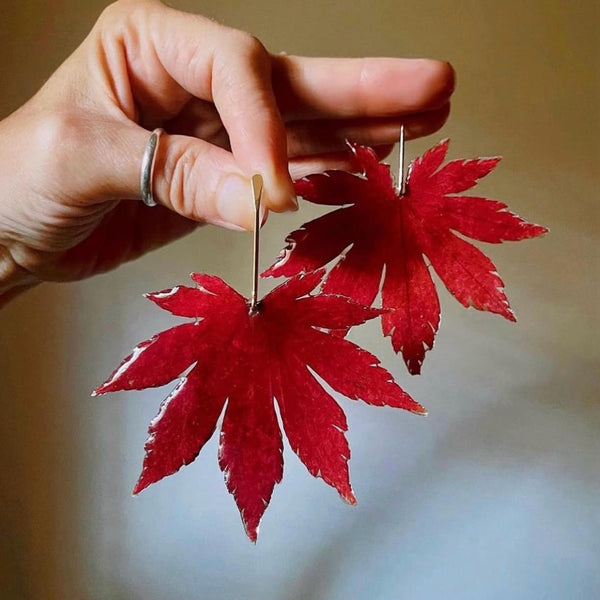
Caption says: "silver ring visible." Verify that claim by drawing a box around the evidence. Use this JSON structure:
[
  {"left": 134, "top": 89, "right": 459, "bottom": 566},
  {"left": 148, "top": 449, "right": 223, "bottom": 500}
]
[{"left": 140, "top": 128, "right": 164, "bottom": 207}]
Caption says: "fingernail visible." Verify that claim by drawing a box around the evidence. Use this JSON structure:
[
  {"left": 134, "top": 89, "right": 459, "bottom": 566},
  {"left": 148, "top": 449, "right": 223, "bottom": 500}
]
[
  {"left": 282, "top": 174, "right": 298, "bottom": 210},
  {"left": 268, "top": 175, "right": 298, "bottom": 212},
  {"left": 217, "top": 174, "right": 254, "bottom": 230}
]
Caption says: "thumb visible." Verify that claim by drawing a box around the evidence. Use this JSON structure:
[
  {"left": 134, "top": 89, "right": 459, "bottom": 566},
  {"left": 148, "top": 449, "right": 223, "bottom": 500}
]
[{"left": 101, "top": 123, "right": 260, "bottom": 231}]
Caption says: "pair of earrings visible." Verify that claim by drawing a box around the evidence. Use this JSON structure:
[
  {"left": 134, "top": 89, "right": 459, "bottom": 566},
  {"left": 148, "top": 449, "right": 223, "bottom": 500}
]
[{"left": 94, "top": 128, "right": 547, "bottom": 541}]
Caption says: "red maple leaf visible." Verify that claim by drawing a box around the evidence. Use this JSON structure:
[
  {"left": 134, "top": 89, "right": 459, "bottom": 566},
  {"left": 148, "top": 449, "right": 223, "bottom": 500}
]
[
  {"left": 263, "top": 140, "right": 548, "bottom": 375},
  {"left": 94, "top": 270, "right": 424, "bottom": 541}
]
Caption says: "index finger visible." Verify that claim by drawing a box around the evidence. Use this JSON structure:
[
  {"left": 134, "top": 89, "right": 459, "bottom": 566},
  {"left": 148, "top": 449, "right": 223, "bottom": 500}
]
[{"left": 145, "top": 4, "right": 296, "bottom": 212}]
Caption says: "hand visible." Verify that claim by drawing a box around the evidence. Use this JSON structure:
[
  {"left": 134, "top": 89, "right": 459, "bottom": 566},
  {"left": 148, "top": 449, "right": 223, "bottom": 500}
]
[{"left": 0, "top": 0, "right": 454, "bottom": 304}]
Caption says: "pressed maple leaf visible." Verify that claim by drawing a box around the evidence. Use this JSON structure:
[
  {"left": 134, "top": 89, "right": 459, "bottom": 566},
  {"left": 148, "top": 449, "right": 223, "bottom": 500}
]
[
  {"left": 94, "top": 269, "right": 424, "bottom": 541},
  {"left": 263, "top": 139, "right": 548, "bottom": 375}
]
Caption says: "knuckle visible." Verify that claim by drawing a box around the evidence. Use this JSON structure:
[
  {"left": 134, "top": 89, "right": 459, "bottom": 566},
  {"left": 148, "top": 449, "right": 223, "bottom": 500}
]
[
  {"left": 228, "top": 30, "right": 269, "bottom": 64},
  {"left": 213, "top": 31, "right": 274, "bottom": 118},
  {"left": 100, "top": 0, "right": 149, "bottom": 17},
  {"left": 97, "top": 0, "right": 155, "bottom": 31},
  {"left": 163, "top": 143, "right": 200, "bottom": 217},
  {"left": 352, "top": 58, "right": 373, "bottom": 118},
  {"left": 97, "top": 1, "right": 128, "bottom": 25}
]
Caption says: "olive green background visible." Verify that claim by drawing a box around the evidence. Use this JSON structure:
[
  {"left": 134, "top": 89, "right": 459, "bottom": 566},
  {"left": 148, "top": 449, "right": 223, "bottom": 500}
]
[{"left": 1, "top": 1, "right": 598, "bottom": 599}]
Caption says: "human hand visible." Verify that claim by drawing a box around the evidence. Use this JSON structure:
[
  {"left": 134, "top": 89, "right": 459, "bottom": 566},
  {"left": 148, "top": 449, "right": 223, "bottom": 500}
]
[{"left": 0, "top": 0, "right": 454, "bottom": 304}]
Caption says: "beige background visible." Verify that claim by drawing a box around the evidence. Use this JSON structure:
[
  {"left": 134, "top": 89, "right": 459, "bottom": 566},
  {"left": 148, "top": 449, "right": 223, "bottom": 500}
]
[{"left": 1, "top": 1, "right": 598, "bottom": 599}]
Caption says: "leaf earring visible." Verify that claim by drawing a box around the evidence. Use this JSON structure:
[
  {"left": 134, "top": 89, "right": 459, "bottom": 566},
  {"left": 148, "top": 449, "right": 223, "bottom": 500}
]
[
  {"left": 94, "top": 176, "right": 424, "bottom": 542},
  {"left": 96, "top": 128, "right": 548, "bottom": 541},
  {"left": 263, "top": 133, "right": 548, "bottom": 374}
]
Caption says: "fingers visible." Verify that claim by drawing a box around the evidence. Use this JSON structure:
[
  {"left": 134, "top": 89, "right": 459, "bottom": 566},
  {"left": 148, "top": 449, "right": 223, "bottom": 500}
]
[
  {"left": 96, "top": 123, "right": 257, "bottom": 231},
  {"left": 143, "top": 4, "right": 296, "bottom": 212},
  {"left": 289, "top": 146, "right": 394, "bottom": 180},
  {"left": 142, "top": 105, "right": 448, "bottom": 223},
  {"left": 285, "top": 103, "right": 451, "bottom": 158},
  {"left": 165, "top": 99, "right": 230, "bottom": 149},
  {"left": 151, "top": 133, "right": 260, "bottom": 231},
  {"left": 91, "top": 2, "right": 456, "bottom": 230},
  {"left": 164, "top": 99, "right": 450, "bottom": 158},
  {"left": 209, "top": 34, "right": 297, "bottom": 212},
  {"left": 272, "top": 55, "right": 455, "bottom": 120},
  {"left": 104, "top": 119, "right": 398, "bottom": 230}
]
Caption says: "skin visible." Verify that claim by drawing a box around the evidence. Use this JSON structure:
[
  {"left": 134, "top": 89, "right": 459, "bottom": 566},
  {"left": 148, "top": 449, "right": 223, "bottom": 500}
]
[{"left": 0, "top": 0, "right": 454, "bottom": 306}]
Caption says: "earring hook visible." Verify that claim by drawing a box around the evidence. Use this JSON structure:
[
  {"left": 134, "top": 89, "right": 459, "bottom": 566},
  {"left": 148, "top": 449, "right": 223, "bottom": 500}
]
[
  {"left": 397, "top": 124, "right": 407, "bottom": 195},
  {"left": 250, "top": 174, "right": 263, "bottom": 313}
]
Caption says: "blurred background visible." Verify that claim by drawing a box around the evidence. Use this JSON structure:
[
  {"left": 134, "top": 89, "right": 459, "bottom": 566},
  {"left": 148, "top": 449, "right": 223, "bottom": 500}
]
[{"left": 1, "top": 1, "right": 598, "bottom": 599}]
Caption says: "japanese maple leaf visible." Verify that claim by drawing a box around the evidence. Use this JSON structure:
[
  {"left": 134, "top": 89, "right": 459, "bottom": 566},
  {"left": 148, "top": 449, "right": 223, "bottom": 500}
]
[
  {"left": 263, "top": 140, "right": 548, "bottom": 375},
  {"left": 94, "top": 270, "right": 424, "bottom": 541}
]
